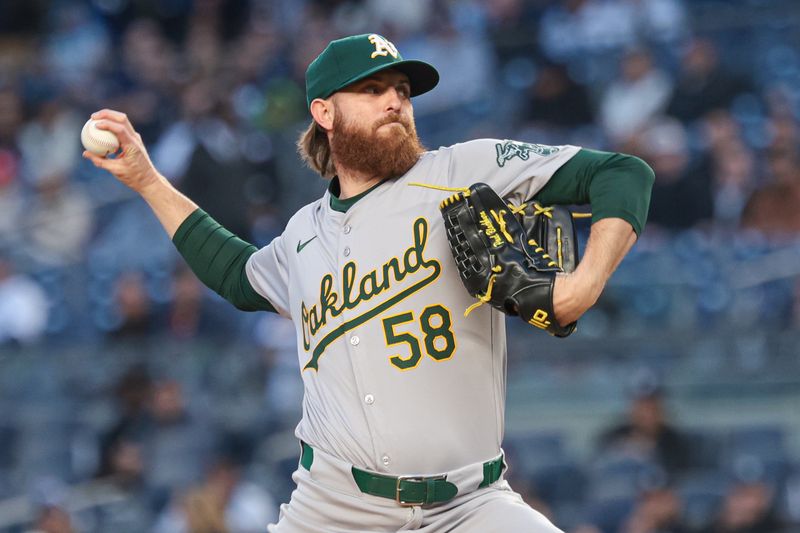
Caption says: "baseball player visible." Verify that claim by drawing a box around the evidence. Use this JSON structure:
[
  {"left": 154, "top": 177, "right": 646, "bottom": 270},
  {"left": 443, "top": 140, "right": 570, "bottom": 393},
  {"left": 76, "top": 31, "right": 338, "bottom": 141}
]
[{"left": 85, "top": 34, "right": 653, "bottom": 532}]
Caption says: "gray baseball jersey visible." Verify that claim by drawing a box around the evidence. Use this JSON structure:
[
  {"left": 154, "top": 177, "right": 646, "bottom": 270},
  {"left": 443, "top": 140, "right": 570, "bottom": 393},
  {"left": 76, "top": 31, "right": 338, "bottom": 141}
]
[{"left": 247, "top": 139, "right": 580, "bottom": 476}]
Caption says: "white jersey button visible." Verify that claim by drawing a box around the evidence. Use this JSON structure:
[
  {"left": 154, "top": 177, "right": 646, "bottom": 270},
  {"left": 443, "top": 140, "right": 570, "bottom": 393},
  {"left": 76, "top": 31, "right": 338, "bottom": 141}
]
[
  {"left": 344, "top": 246, "right": 351, "bottom": 257},
  {"left": 364, "top": 394, "right": 374, "bottom": 405},
  {"left": 350, "top": 335, "right": 360, "bottom": 346},
  {"left": 381, "top": 455, "right": 391, "bottom": 466},
  {"left": 343, "top": 224, "right": 352, "bottom": 234}
]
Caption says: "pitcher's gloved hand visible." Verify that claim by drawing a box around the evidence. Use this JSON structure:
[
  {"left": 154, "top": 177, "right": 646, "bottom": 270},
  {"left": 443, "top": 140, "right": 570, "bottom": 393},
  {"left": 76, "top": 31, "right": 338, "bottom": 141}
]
[{"left": 439, "top": 183, "right": 580, "bottom": 337}]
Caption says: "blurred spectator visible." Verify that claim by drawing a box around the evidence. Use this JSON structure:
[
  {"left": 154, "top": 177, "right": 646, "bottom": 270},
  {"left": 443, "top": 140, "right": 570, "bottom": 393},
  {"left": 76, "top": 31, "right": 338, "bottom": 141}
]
[
  {"left": 764, "top": 91, "right": 800, "bottom": 161},
  {"left": 765, "top": 146, "right": 800, "bottom": 189},
  {"left": 93, "top": 368, "right": 154, "bottom": 530},
  {"left": 21, "top": 171, "right": 93, "bottom": 267},
  {"left": 120, "top": 18, "right": 176, "bottom": 93},
  {"left": 40, "top": 3, "right": 111, "bottom": 90},
  {"left": 699, "top": 110, "right": 762, "bottom": 230},
  {"left": 226, "top": 19, "right": 283, "bottom": 88},
  {"left": 109, "top": 272, "right": 158, "bottom": 340},
  {"left": 98, "top": 365, "right": 154, "bottom": 477},
  {"left": 166, "top": 264, "right": 238, "bottom": 341},
  {"left": 0, "top": 150, "right": 22, "bottom": 245},
  {"left": 599, "top": 47, "right": 673, "bottom": 145},
  {"left": 30, "top": 504, "right": 74, "bottom": 533},
  {"left": 101, "top": 436, "right": 146, "bottom": 490},
  {"left": 524, "top": 61, "right": 595, "bottom": 130},
  {"left": 597, "top": 387, "right": 692, "bottom": 476},
  {"left": 485, "top": 0, "right": 544, "bottom": 68},
  {"left": 740, "top": 110, "right": 800, "bottom": 238},
  {"left": 174, "top": 91, "right": 281, "bottom": 241},
  {"left": 367, "top": 0, "right": 433, "bottom": 36},
  {"left": 143, "top": 379, "right": 214, "bottom": 500},
  {"left": 97, "top": 367, "right": 214, "bottom": 502},
  {"left": 0, "top": 1, "right": 46, "bottom": 35},
  {"left": 702, "top": 110, "right": 744, "bottom": 153},
  {"left": 184, "top": 17, "right": 223, "bottom": 82},
  {"left": 226, "top": 19, "right": 305, "bottom": 132},
  {"left": 17, "top": 96, "right": 82, "bottom": 187},
  {"left": 110, "top": 19, "right": 180, "bottom": 144},
  {"left": 666, "top": 37, "right": 754, "bottom": 123},
  {"left": 784, "top": 468, "right": 800, "bottom": 526},
  {"left": 504, "top": 471, "right": 555, "bottom": 523},
  {"left": 710, "top": 138, "right": 757, "bottom": 228},
  {"left": 0, "top": 254, "right": 48, "bottom": 345},
  {"left": 740, "top": 181, "right": 800, "bottom": 238},
  {"left": 80, "top": 434, "right": 155, "bottom": 532},
  {"left": 633, "top": 118, "right": 714, "bottom": 231},
  {"left": 539, "top": 0, "right": 684, "bottom": 74},
  {"left": 699, "top": 481, "right": 781, "bottom": 533},
  {"left": 255, "top": 313, "right": 302, "bottom": 428},
  {"left": 150, "top": 78, "right": 218, "bottom": 184},
  {"left": 539, "top": 0, "right": 637, "bottom": 63},
  {"left": 94, "top": 0, "right": 194, "bottom": 46},
  {"left": 400, "top": 14, "right": 494, "bottom": 115},
  {"left": 570, "top": 525, "right": 602, "bottom": 533},
  {"left": 632, "top": 0, "right": 687, "bottom": 46},
  {"left": 154, "top": 440, "right": 278, "bottom": 533},
  {"left": 621, "top": 486, "right": 688, "bottom": 533},
  {"left": 0, "top": 88, "right": 25, "bottom": 245}
]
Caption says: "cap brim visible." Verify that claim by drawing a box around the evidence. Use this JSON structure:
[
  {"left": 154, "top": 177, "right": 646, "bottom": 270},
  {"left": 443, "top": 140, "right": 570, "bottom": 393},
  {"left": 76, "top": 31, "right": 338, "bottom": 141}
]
[
  {"left": 328, "top": 59, "right": 439, "bottom": 100},
  {"left": 391, "top": 60, "right": 439, "bottom": 97}
]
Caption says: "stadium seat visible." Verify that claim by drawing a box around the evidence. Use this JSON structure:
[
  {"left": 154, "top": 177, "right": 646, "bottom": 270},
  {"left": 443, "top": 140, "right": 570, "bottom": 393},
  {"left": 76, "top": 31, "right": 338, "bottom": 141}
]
[
  {"left": 727, "top": 425, "right": 786, "bottom": 457},
  {"left": 0, "top": 422, "right": 16, "bottom": 470},
  {"left": 683, "top": 428, "right": 725, "bottom": 470},
  {"left": 676, "top": 470, "right": 730, "bottom": 530},
  {"left": 531, "top": 460, "right": 587, "bottom": 505},
  {"left": 503, "top": 431, "right": 566, "bottom": 476},
  {"left": 587, "top": 453, "right": 665, "bottom": 502},
  {"left": 585, "top": 496, "right": 635, "bottom": 533}
]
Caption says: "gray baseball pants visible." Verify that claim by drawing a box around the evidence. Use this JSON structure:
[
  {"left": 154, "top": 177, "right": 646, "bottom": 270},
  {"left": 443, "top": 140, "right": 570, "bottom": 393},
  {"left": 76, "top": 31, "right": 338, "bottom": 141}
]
[{"left": 267, "top": 445, "right": 564, "bottom": 533}]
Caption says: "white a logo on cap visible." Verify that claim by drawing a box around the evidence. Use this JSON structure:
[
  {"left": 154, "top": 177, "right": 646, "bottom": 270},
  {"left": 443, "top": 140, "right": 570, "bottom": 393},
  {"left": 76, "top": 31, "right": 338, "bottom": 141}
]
[{"left": 368, "top": 34, "right": 399, "bottom": 59}]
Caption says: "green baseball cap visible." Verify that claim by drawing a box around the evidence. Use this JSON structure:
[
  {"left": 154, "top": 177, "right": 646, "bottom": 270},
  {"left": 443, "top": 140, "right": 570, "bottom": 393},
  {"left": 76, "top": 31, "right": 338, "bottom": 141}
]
[{"left": 305, "top": 33, "right": 439, "bottom": 108}]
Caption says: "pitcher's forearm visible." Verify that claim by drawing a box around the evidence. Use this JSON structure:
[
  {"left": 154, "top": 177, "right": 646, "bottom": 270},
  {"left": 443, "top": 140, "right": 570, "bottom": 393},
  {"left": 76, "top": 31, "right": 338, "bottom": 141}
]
[
  {"left": 138, "top": 175, "right": 199, "bottom": 238},
  {"left": 577, "top": 217, "right": 636, "bottom": 294},
  {"left": 553, "top": 217, "right": 637, "bottom": 324}
]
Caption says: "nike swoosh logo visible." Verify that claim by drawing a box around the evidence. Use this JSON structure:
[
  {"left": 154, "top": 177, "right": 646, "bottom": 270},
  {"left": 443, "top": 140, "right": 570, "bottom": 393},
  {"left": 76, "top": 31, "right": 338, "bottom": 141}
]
[{"left": 296, "top": 236, "right": 318, "bottom": 253}]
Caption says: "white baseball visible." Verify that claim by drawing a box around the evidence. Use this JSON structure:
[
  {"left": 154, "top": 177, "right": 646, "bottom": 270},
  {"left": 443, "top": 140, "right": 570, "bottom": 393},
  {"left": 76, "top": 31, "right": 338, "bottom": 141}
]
[{"left": 81, "top": 119, "right": 120, "bottom": 156}]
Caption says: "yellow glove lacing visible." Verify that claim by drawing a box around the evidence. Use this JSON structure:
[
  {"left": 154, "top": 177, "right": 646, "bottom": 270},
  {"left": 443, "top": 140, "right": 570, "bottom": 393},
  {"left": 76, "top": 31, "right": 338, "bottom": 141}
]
[
  {"left": 464, "top": 265, "right": 502, "bottom": 317},
  {"left": 407, "top": 182, "right": 588, "bottom": 315}
]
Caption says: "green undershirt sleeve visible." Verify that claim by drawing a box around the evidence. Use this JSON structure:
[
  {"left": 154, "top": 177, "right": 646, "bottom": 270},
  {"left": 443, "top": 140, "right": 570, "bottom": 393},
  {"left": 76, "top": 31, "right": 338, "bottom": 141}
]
[
  {"left": 534, "top": 148, "right": 655, "bottom": 236},
  {"left": 172, "top": 209, "right": 276, "bottom": 313}
]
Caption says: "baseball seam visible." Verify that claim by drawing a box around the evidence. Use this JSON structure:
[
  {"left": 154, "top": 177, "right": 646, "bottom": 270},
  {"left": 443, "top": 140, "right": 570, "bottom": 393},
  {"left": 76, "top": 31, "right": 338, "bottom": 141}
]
[
  {"left": 87, "top": 129, "right": 119, "bottom": 150},
  {"left": 88, "top": 137, "right": 118, "bottom": 149}
]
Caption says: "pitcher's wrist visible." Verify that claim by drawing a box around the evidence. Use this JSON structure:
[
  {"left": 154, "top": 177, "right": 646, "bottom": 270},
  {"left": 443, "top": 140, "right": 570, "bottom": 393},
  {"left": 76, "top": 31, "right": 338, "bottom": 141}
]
[{"left": 138, "top": 172, "right": 171, "bottom": 198}]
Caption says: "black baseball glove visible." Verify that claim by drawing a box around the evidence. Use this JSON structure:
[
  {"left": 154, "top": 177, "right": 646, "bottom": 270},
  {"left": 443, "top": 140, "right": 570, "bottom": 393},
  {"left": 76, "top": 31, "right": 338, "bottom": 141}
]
[{"left": 439, "top": 182, "right": 580, "bottom": 337}]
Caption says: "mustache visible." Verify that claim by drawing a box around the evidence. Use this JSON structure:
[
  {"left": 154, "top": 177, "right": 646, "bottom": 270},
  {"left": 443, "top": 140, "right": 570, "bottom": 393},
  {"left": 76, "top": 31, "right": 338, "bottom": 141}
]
[{"left": 374, "top": 114, "right": 410, "bottom": 131}]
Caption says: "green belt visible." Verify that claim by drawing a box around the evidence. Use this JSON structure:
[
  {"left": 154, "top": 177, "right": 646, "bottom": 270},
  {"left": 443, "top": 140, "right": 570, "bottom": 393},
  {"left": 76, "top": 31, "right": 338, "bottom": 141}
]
[{"left": 300, "top": 442, "right": 505, "bottom": 506}]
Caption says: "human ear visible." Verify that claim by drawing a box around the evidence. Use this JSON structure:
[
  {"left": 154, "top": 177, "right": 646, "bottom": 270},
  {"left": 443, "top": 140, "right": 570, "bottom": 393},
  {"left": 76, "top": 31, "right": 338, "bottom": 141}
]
[{"left": 310, "top": 98, "right": 334, "bottom": 131}]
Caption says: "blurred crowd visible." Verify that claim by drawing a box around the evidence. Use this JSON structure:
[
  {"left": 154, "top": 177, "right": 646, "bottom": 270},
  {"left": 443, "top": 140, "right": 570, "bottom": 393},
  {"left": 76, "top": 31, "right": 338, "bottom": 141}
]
[
  {"left": 0, "top": 0, "right": 799, "bottom": 531},
  {"left": 0, "top": 0, "right": 799, "bottom": 343},
  {"left": 503, "top": 382, "right": 800, "bottom": 533}
]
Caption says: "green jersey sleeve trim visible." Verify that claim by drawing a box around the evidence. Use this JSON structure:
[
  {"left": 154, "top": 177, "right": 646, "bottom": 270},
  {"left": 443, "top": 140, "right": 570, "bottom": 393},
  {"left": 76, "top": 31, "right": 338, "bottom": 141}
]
[
  {"left": 534, "top": 148, "right": 655, "bottom": 236},
  {"left": 172, "top": 209, "right": 276, "bottom": 312}
]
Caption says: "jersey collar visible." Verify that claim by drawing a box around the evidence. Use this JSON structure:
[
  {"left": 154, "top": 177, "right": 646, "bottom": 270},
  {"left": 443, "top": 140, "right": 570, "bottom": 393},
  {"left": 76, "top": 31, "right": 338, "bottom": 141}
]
[{"left": 328, "top": 176, "right": 386, "bottom": 213}]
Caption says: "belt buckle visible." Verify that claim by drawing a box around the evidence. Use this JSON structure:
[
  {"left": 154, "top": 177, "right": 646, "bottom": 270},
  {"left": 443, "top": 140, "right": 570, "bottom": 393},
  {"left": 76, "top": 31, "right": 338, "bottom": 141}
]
[{"left": 395, "top": 474, "right": 446, "bottom": 507}]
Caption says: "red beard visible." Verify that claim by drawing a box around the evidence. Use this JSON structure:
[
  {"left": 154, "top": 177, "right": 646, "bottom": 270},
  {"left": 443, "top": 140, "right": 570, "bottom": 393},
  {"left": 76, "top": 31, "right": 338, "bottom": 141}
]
[{"left": 330, "top": 111, "right": 426, "bottom": 179}]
